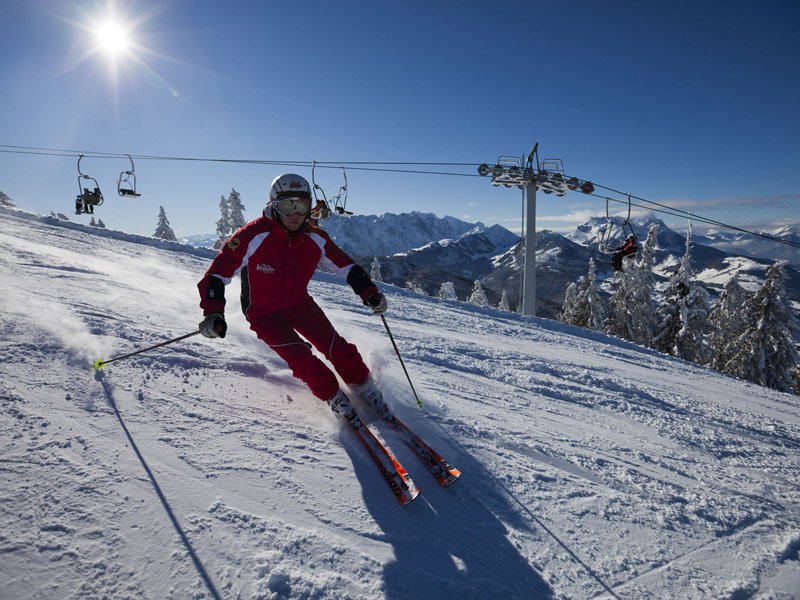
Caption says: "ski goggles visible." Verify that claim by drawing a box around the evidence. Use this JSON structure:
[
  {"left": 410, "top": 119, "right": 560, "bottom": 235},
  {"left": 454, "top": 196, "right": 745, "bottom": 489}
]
[{"left": 273, "top": 196, "right": 311, "bottom": 216}]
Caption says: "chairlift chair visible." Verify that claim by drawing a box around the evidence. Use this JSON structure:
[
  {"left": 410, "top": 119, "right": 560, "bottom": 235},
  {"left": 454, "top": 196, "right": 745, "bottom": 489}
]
[
  {"left": 330, "top": 168, "right": 352, "bottom": 215},
  {"left": 599, "top": 196, "right": 638, "bottom": 253},
  {"left": 117, "top": 155, "right": 141, "bottom": 197},
  {"left": 599, "top": 195, "right": 639, "bottom": 270},
  {"left": 310, "top": 163, "right": 352, "bottom": 223},
  {"left": 308, "top": 199, "right": 330, "bottom": 226},
  {"left": 75, "top": 155, "right": 104, "bottom": 214}
]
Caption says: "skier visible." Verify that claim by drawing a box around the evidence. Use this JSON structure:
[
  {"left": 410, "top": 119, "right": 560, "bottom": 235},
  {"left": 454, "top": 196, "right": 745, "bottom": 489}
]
[
  {"left": 612, "top": 233, "right": 638, "bottom": 271},
  {"left": 197, "top": 173, "right": 390, "bottom": 425}
]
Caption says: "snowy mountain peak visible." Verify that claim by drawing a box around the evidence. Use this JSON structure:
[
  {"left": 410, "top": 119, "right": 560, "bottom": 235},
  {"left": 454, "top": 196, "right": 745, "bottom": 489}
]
[
  {"left": 566, "top": 215, "right": 670, "bottom": 247},
  {"left": 319, "top": 211, "right": 485, "bottom": 257},
  {"left": 460, "top": 223, "right": 521, "bottom": 248}
]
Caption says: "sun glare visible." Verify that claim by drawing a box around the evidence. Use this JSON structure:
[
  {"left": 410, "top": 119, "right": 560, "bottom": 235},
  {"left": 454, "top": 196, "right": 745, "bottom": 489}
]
[
  {"left": 94, "top": 21, "right": 130, "bottom": 56},
  {"left": 60, "top": 3, "right": 179, "bottom": 99}
]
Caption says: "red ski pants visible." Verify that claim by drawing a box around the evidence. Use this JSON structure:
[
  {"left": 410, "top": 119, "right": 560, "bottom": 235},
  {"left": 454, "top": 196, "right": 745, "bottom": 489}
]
[{"left": 248, "top": 296, "right": 369, "bottom": 401}]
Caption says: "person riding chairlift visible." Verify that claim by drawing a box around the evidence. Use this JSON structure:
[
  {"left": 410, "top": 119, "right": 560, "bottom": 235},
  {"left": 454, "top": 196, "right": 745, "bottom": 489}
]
[{"left": 612, "top": 234, "right": 638, "bottom": 271}]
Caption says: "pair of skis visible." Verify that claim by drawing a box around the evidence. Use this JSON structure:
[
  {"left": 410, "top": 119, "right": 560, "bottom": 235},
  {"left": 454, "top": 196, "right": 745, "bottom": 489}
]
[{"left": 348, "top": 412, "right": 461, "bottom": 505}]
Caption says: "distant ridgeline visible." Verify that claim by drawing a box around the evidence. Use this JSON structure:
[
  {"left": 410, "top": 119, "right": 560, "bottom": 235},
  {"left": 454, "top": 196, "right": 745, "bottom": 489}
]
[{"left": 177, "top": 211, "right": 798, "bottom": 321}]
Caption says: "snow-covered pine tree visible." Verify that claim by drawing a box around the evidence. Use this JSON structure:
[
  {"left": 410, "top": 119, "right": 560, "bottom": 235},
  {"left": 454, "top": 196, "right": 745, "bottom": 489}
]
[
  {"left": 228, "top": 188, "right": 246, "bottom": 231},
  {"left": 468, "top": 279, "right": 489, "bottom": 307},
  {"left": 0, "top": 190, "right": 14, "bottom": 207},
  {"left": 606, "top": 224, "right": 658, "bottom": 345},
  {"left": 627, "top": 224, "right": 659, "bottom": 345},
  {"left": 97, "top": 219, "right": 106, "bottom": 229},
  {"left": 153, "top": 206, "right": 177, "bottom": 241},
  {"left": 584, "top": 257, "right": 607, "bottom": 331},
  {"left": 709, "top": 274, "right": 750, "bottom": 373},
  {"left": 605, "top": 274, "right": 630, "bottom": 340},
  {"left": 793, "top": 364, "right": 800, "bottom": 396},
  {"left": 564, "top": 257, "right": 607, "bottom": 330},
  {"left": 405, "top": 281, "right": 426, "bottom": 295},
  {"left": 89, "top": 216, "right": 97, "bottom": 227},
  {"left": 437, "top": 282, "right": 458, "bottom": 300},
  {"left": 653, "top": 223, "right": 713, "bottom": 364},
  {"left": 213, "top": 195, "right": 231, "bottom": 250},
  {"left": 725, "top": 261, "right": 800, "bottom": 394},
  {"left": 560, "top": 281, "right": 580, "bottom": 325},
  {"left": 370, "top": 257, "right": 382, "bottom": 282},
  {"left": 498, "top": 290, "right": 510, "bottom": 311}
]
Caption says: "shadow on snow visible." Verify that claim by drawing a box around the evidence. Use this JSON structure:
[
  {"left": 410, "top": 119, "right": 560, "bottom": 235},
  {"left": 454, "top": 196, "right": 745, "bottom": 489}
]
[{"left": 340, "top": 426, "right": 555, "bottom": 600}]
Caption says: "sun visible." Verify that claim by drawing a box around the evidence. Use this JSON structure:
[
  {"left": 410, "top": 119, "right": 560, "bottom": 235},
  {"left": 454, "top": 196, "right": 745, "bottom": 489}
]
[
  {"left": 94, "top": 20, "right": 131, "bottom": 56},
  {"left": 58, "top": 3, "right": 180, "bottom": 99}
]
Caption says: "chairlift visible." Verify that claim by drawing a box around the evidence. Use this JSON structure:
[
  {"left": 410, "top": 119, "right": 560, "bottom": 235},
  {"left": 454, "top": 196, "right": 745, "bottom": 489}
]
[
  {"left": 310, "top": 199, "right": 331, "bottom": 225},
  {"left": 310, "top": 161, "right": 328, "bottom": 223},
  {"left": 311, "top": 163, "right": 352, "bottom": 222},
  {"left": 599, "top": 195, "right": 639, "bottom": 270},
  {"left": 308, "top": 162, "right": 330, "bottom": 226},
  {"left": 330, "top": 168, "right": 352, "bottom": 215},
  {"left": 117, "top": 155, "right": 141, "bottom": 197},
  {"left": 599, "top": 195, "right": 638, "bottom": 252},
  {"left": 75, "top": 154, "right": 104, "bottom": 215}
]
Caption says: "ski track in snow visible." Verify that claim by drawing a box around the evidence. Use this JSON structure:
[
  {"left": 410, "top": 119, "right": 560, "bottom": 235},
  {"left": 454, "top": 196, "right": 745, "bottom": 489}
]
[{"left": 1, "top": 207, "right": 799, "bottom": 599}]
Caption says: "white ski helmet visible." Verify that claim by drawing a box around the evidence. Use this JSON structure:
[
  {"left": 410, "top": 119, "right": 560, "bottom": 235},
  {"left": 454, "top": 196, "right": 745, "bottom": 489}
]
[{"left": 264, "top": 173, "right": 312, "bottom": 218}]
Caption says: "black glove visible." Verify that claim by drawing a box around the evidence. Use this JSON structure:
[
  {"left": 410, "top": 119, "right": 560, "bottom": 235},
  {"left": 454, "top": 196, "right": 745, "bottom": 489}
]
[
  {"left": 365, "top": 293, "right": 387, "bottom": 314},
  {"left": 199, "top": 313, "right": 227, "bottom": 338}
]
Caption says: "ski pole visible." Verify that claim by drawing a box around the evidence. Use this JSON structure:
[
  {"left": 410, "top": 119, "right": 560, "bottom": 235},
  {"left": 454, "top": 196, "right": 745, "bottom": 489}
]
[
  {"left": 380, "top": 314, "right": 423, "bottom": 408},
  {"left": 94, "top": 330, "right": 201, "bottom": 370}
]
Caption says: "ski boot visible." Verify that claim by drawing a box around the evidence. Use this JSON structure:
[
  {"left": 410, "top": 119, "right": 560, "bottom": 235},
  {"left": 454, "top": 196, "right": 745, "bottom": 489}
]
[
  {"left": 352, "top": 376, "right": 392, "bottom": 419},
  {"left": 327, "top": 389, "right": 360, "bottom": 425}
]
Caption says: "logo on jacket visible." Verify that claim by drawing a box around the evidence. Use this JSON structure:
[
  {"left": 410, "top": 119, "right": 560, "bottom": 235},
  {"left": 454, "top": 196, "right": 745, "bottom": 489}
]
[{"left": 256, "top": 263, "right": 275, "bottom": 274}]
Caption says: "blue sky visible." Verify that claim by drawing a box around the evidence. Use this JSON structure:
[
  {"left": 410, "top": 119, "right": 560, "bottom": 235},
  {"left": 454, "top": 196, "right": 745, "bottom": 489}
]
[{"left": 1, "top": 0, "right": 798, "bottom": 238}]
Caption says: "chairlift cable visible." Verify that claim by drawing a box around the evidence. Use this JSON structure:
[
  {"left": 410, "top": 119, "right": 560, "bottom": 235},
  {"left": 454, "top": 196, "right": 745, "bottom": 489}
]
[
  {"left": 590, "top": 180, "right": 793, "bottom": 243},
  {"left": 1, "top": 143, "right": 796, "bottom": 249},
  {"left": 575, "top": 180, "right": 800, "bottom": 250}
]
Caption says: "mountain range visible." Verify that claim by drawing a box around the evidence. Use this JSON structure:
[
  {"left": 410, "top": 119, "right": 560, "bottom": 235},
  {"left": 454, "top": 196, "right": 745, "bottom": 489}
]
[
  {"left": 694, "top": 225, "right": 800, "bottom": 267},
  {"left": 183, "top": 212, "right": 799, "bottom": 320}
]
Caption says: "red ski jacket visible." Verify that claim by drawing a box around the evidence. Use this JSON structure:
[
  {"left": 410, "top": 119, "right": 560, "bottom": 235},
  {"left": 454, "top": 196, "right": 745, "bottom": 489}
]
[
  {"left": 620, "top": 239, "right": 638, "bottom": 255},
  {"left": 198, "top": 216, "right": 378, "bottom": 320}
]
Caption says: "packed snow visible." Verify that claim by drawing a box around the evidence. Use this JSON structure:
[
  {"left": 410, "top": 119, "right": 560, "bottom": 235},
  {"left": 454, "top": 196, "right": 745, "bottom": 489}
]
[{"left": 1, "top": 207, "right": 799, "bottom": 599}]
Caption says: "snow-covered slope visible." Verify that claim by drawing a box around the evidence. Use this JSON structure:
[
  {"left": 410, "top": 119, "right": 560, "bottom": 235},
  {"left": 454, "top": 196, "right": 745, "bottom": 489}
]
[{"left": 2, "top": 208, "right": 799, "bottom": 599}]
